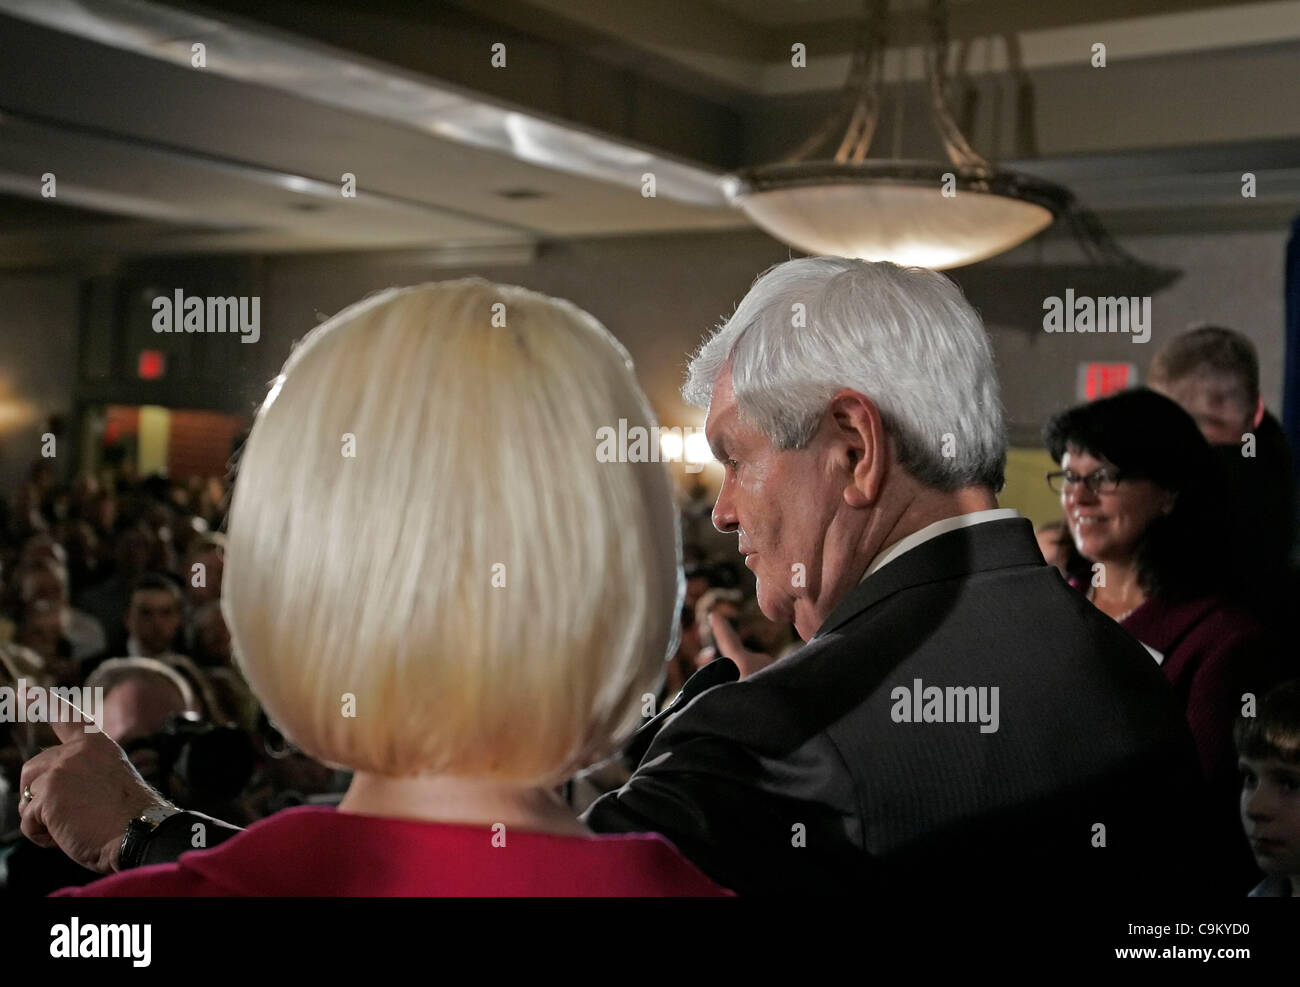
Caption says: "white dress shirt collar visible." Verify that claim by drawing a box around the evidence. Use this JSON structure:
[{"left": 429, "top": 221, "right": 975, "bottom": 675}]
[{"left": 859, "top": 508, "right": 1021, "bottom": 583}]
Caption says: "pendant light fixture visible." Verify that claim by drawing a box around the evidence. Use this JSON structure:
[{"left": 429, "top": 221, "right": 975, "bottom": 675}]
[{"left": 724, "top": 0, "right": 1072, "bottom": 269}]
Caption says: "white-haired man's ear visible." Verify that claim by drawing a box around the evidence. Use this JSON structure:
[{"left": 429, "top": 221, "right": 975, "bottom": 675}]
[{"left": 830, "top": 390, "right": 887, "bottom": 509}]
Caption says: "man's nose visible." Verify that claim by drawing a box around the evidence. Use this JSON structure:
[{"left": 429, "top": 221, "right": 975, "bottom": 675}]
[{"left": 712, "top": 479, "right": 738, "bottom": 534}]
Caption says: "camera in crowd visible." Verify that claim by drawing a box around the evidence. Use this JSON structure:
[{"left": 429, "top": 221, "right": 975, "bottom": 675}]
[{"left": 122, "top": 712, "right": 256, "bottom": 809}]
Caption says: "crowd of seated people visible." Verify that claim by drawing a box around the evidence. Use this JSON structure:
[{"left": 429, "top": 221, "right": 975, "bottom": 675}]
[{"left": 0, "top": 465, "right": 347, "bottom": 894}]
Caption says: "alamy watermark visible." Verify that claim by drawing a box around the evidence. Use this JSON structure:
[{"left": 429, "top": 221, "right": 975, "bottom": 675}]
[
  {"left": 0, "top": 679, "right": 102, "bottom": 733},
  {"left": 151, "top": 289, "right": 261, "bottom": 343},
  {"left": 1042, "top": 290, "right": 1150, "bottom": 344},
  {"left": 595, "top": 419, "right": 710, "bottom": 473},
  {"left": 890, "top": 677, "right": 999, "bottom": 733},
  {"left": 50, "top": 918, "right": 150, "bottom": 967}
]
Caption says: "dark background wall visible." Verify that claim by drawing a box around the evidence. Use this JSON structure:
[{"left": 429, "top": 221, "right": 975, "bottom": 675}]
[
  {"left": 0, "top": 223, "right": 1290, "bottom": 496},
  {"left": 0, "top": 273, "right": 81, "bottom": 494}
]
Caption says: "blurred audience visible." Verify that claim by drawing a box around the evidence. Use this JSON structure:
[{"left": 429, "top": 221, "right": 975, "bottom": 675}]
[
  {"left": 75, "top": 521, "right": 158, "bottom": 655},
  {"left": 14, "top": 602, "right": 73, "bottom": 686},
  {"left": 191, "top": 600, "right": 233, "bottom": 668},
  {"left": 9, "top": 557, "right": 106, "bottom": 663},
  {"left": 0, "top": 463, "right": 344, "bottom": 895},
  {"left": 0, "top": 640, "right": 55, "bottom": 839}
]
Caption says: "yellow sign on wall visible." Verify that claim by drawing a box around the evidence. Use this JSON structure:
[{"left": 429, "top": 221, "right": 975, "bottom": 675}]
[
  {"left": 137, "top": 405, "right": 170, "bottom": 476},
  {"left": 1001, "top": 447, "right": 1064, "bottom": 530}
]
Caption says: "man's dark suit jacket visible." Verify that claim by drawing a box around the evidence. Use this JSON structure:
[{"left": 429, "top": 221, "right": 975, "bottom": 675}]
[{"left": 582, "top": 517, "right": 1214, "bottom": 895}]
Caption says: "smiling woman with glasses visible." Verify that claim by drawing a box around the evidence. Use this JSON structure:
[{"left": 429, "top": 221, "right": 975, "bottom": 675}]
[{"left": 1043, "top": 387, "right": 1282, "bottom": 886}]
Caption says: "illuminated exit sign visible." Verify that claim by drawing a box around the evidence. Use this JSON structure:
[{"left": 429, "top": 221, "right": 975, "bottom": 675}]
[
  {"left": 138, "top": 350, "right": 166, "bottom": 380},
  {"left": 1078, "top": 362, "right": 1136, "bottom": 400}
]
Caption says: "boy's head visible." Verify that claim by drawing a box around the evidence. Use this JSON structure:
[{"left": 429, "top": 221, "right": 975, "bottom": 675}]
[{"left": 1235, "top": 681, "right": 1300, "bottom": 884}]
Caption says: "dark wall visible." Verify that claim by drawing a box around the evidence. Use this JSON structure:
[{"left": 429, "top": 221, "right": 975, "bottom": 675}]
[
  {"left": 0, "top": 222, "right": 1290, "bottom": 499},
  {"left": 260, "top": 226, "right": 1290, "bottom": 442},
  {"left": 0, "top": 273, "right": 81, "bottom": 497}
]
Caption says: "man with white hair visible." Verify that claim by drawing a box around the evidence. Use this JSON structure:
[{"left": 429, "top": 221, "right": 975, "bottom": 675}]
[{"left": 583, "top": 258, "right": 1211, "bottom": 894}]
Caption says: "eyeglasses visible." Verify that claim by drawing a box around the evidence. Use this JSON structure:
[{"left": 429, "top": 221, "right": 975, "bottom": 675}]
[{"left": 1045, "top": 468, "right": 1123, "bottom": 495}]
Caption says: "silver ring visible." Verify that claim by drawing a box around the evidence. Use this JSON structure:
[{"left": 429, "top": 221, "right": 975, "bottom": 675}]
[{"left": 22, "top": 784, "right": 33, "bottom": 803}]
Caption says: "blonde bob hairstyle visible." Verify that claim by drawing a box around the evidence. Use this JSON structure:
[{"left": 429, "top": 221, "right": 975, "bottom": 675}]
[{"left": 223, "top": 279, "right": 682, "bottom": 785}]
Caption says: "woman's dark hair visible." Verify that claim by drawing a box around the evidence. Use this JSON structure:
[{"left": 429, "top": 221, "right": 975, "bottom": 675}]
[{"left": 1042, "top": 387, "right": 1229, "bottom": 600}]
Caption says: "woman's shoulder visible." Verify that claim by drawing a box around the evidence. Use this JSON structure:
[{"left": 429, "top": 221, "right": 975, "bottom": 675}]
[
  {"left": 1128, "top": 592, "right": 1274, "bottom": 686},
  {"left": 57, "top": 806, "right": 732, "bottom": 897},
  {"left": 1130, "top": 592, "right": 1265, "bottom": 643},
  {"left": 1172, "top": 594, "right": 1268, "bottom": 648}
]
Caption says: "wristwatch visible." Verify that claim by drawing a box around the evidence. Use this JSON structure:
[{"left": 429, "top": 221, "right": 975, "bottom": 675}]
[{"left": 118, "top": 804, "right": 180, "bottom": 871}]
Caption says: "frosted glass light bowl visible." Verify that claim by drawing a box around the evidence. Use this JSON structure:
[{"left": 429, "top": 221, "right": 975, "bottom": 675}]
[{"left": 724, "top": 161, "right": 1071, "bottom": 270}]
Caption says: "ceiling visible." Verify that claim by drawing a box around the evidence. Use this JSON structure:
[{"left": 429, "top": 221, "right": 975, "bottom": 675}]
[{"left": 0, "top": 0, "right": 1297, "bottom": 271}]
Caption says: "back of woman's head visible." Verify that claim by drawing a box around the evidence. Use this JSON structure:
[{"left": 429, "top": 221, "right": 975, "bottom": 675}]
[
  {"left": 1043, "top": 387, "right": 1228, "bottom": 599},
  {"left": 222, "top": 280, "right": 682, "bottom": 785}
]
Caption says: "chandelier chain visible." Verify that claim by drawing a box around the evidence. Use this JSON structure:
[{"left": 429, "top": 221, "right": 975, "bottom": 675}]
[{"left": 787, "top": 0, "right": 990, "bottom": 171}]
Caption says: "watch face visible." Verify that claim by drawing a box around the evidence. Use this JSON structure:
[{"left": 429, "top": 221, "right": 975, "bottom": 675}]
[{"left": 140, "top": 806, "right": 175, "bottom": 828}]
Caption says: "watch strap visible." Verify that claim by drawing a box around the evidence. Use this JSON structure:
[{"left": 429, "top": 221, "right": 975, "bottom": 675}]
[{"left": 118, "top": 806, "right": 179, "bottom": 871}]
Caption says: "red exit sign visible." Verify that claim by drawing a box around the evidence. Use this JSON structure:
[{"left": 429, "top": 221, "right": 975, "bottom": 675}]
[
  {"left": 138, "top": 350, "right": 166, "bottom": 380},
  {"left": 1078, "top": 362, "right": 1135, "bottom": 400}
]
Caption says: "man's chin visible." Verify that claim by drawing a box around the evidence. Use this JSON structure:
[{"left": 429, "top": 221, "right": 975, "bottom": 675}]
[{"left": 754, "top": 586, "right": 795, "bottom": 627}]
